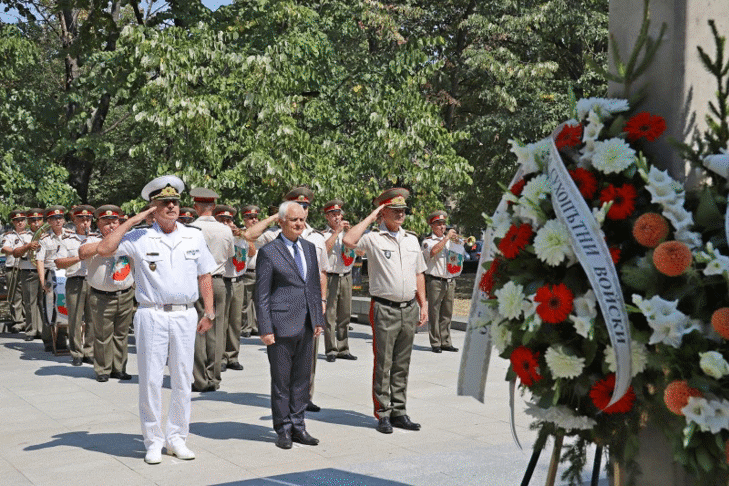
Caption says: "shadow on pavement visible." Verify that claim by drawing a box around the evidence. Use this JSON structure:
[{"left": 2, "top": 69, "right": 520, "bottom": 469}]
[
  {"left": 24, "top": 431, "right": 145, "bottom": 459},
  {"left": 190, "top": 421, "right": 276, "bottom": 443},
  {"left": 213, "top": 468, "right": 411, "bottom": 486},
  {"left": 192, "top": 391, "right": 271, "bottom": 409}
]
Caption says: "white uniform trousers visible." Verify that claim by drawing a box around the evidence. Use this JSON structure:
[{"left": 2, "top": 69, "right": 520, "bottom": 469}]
[{"left": 134, "top": 306, "right": 197, "bottom": 451}]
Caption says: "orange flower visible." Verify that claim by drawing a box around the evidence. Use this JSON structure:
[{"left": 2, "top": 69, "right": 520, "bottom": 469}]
[
  {"left": 664, "top": 380, "right": 702, "bottom": 415},
  {"left": 712, "top": 308, "right": 729, "bottom": 340},
  {"left": 653, "top": 241, "right": 692, "bottom": 277},
  {"left": 632, "top": 213, "right": 669, "bottom": 248}
]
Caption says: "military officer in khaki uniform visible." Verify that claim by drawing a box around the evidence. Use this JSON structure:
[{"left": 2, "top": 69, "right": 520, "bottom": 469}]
[
  {"left": 36, "top": 206, "right": 71, "bottom": 352},
  {"left": 190, "top": 188, "right": 235, "bottom": 392},
  {"left": 1, "top": 210, "right": 28, "bottom": 332},
  {"left": 79, "top": 205, "right": 135, "bottom": 381},
  {"left": 214, "top": 205, "right": 252, "bottom": 371},
  {"left": 421, "top": 210, "right": 461, "bottom": 353},
  {"left": 13, "top": 209, "right": 44, "bottom": 341},
  {"left": 321, "top": 199, "right": 357, "bottom": 362},
  {"left": 55, "top": 205, "right": 96, "bottom": 365},
  {"left": 178, "top": 207, "right": 198, "bottom": 225},
  {"left": 344, "top": 188, "right": 428, "bottom": 434},
  {"left": 240, "top": 205, "right": 261, "bottom": 338}
]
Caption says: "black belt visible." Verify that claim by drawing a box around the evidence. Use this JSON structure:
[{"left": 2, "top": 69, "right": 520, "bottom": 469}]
[
  {"left": 426, "top": 275, "right": 454, "bottom": 282},
  {"left": 246, "top": 269, "right": 256, "bottom": 274},
  {"left": 327, "top": 271, "right": 351, "bottom": 277},
  {"left": 66, "top": 275, "right": 85, "bottom": 281},
  {"left": 212, "top": 274, "right": 224, "bottom": 279},
  {"left": 224, "top": 275, "right": 245, "bottom": 283},
  {"left": 372, "top": 296, "right": 416, "bottom": 308},
  {"left": 91, "top": 287, "right": 132, "bottom": 297}
]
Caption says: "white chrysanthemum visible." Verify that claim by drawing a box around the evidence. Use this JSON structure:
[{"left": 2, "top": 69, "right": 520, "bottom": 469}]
[
  {"left": 576, "top": 98, "right": 630, "bottom": 120},
  {"left": 490, "top": 321, "right": 512, "bottom": 354},
  {"left": 699, "top": 351, "right": 729, "bottom": 379},
  {"left": 495, "top": 281, "right": 527, "bottom": 320},
  {"left": 525, "top": 402, "right": 597, "bottom": 431},
  {"left": 591, "top": 138, "right": 636, "bottom": 174},
  {"left": 545, "top": 346, "right": 585, "bottom": 379},
  {"left": 570, "top": 291, "right": 597, "bottom": 338},
  {"left": 605, "top": 340, "right": 648, "bottom": 377},
  {"left": 533, "top": 219, "right": 574, "bottom": 266}
]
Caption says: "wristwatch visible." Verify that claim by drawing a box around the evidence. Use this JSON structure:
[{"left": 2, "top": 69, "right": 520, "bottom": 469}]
[{"left": 204, "top": 312, "right": 216, "bottom": 320}]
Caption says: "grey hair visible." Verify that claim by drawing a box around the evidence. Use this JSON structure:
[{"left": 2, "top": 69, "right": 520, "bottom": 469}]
[{"left": 278, "top": 201, "right": 299, "bottom": 221}]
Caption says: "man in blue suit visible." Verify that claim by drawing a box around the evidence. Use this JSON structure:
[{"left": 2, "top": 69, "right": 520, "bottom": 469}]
[{"left": 255, "top": 201, "right": 325, "bottom": 449}]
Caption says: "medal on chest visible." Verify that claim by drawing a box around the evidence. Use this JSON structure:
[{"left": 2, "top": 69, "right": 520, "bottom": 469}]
[
  {"left": 383, "top": 249, "right": 391, "bottom": 259},
  {"left": 149, "top": 262, "right": 157, "bottom": 271}
]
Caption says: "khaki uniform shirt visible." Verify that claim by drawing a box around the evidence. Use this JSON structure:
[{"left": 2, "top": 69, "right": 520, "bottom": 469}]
[
  {"left": 322, "top": 227, "right": 356, "bottom": 274},
  {"left": 83, "top": 235, "right": 135, "bottom": 291},
  {"left": 12, "top": 231, "right": 36, "bottom": 270},
  {"left": 191, "top": 216, "right": 234, "bottom": 276},
  {"left": 356, "top": 223, "right": 426, "bottom": 302},
  {"left": 422, "top": 234, "right": 465, "bottom": 279},
  {"left": 36, "top": 228, "right": 72, "bottom": 271},
  {"left": 56, "top": 232, "right": 94, "bottom": 278},
  {"left": 2, "top": 230, "right": 22, "bottom": 268}
]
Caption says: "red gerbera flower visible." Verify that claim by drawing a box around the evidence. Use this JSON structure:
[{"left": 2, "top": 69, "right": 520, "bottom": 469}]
[
  {"left": 510, "top": 346, "right": 542, "bottom": 387},
  {"left": 498, "top": 223, "right": 533, "bottom": 259},
  {"left": 599, "top": 183, "right": 638, "bottom": 220},
  {"left": 556, "top": 123, "right": 583, "bottom": 150},
  {"left": 590, "top": 374, "right": 636, "bottom": 414},
  {"left": 625, "top": 112, "right": 667, "bottom": 142},
  {"left": 479, "top": 257, "right": 501, "bottom": 298},
  {"left": 609, "top": 246, "right": 621, "bottom": 264},
  {"left": 510, "top": 179, "right": 527, "bottom": 197},
  {"left": 569, "top": 168, "right": 598, "bottom": 200},
  {"left": 533, "top": 283, "right": 574, "bottom": 324}
]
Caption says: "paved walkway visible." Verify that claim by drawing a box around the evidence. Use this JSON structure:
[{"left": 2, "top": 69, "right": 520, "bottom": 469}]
[{"left": 0, "top": 323, "right": 604, "bottom": 485}]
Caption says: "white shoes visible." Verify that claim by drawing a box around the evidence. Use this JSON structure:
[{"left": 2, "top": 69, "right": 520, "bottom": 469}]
[
  {"left": 144, "top": 447, "right": 162, "bottom": 464},
  {"left": 166, "top": 442, "right": 195, "bottom": 460}
]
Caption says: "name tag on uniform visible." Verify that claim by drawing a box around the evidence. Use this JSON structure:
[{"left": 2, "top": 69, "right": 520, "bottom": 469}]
[{"left": 185, "top": 249, "right": 200, "bottom": 259}]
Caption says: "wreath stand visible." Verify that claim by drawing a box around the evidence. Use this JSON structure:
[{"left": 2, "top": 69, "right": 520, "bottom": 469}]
[{"left": 520, "top": 431, "right": 607, "bottom": 486}]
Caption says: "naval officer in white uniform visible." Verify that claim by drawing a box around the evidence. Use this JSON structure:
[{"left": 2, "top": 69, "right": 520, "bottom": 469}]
[{"left": 98, "top": 175, "right": 217, "bottom": 465}]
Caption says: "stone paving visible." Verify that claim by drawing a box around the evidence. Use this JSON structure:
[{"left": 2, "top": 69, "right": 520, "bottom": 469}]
[{"left": 0, "top": 322, "right": 605, "bottom": 485}]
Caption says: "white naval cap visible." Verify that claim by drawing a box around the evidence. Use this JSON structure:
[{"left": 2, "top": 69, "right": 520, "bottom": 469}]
[{"left": 141, "top": 175, "right": 185, "bottom": 202}]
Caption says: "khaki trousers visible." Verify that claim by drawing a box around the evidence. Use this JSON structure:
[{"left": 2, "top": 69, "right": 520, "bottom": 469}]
[
  {"left": 223, "top": 277, "right": 245, "bottom": 365},
  {"left": 20, "top": 269, "right": 42, "bottom": 338},
  {"left": 89, "top": 288, "right": 134, "bottom": 375},
  {"left": 194, "top": 277, "right": 228, "bottom": 389},
  {"left": 369, "top": 299, "right": 418, "bottom": 419},
  {"left": 324, "top": 272, "right": 352, "bottom": 356},
  {"left": 6, "top": 266, "right": 24, "bottom": 328},
  {"left": 425, "top": 276, "right": 455, "bottom": 348},
  {"left": 241, "top": 271, "right": 258, "bottom": 334},
  {"left": 66, "top": 277, "right": 94, "bottom": 359}
]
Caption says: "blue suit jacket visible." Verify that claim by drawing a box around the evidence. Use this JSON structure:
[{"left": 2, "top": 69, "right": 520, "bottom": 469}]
[{"left": 254, "top": 234, "right": 325, "bottom": 338}]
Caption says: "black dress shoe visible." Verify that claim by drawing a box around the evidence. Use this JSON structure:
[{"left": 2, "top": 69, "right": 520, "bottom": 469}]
[
  {"left": 96, "top": 374, "right": 109, "bottom": 383},
  {"left": 242, "top": 331, "right": 251, "bottom": 338},
  {"left": 292, "top": 429, "right": 319, "bottom": 446},
  {"left": 82, "top": 357, "right": 93, "bottom": 364},
  {"left": 250, "top": 330, "right": 259, "bottom": 336},
  {"left": 110, "top": 371, "right": 132, "bottom": 380},
  {"left": 306, "top": 402, "right": 321, "bottom": 412},
  {"left": 432, "top": 347, "right": 442, "bottom": 353},
  {"left": 275, "top": 431, "right": 293, "bottom": 450},
  {"left": 220, "top": 363, "right": 227, "bottom": 372},
  {"left": 24, "top": 335, "right": 34, "bottom": 341},
  {"left": 337, "top": 353, "right": 358, "bottom": 360},
  {"left": 376, "top": 417, "right": 393, "bottom": 434},
  {"left": 72, "top": 357, "right": 83, "bottom": 366},
  {"left": 326, "top": 355, "right": 336, "bottom": 362},
  {"left": 227, "top": 362, "right": 244, "bottom": 371},
  {"left": 391, "top": 415, "right": 421, "bottom": 431},
  {"left": 441, "top": 345, "right": 459, "bottom": 352}
]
